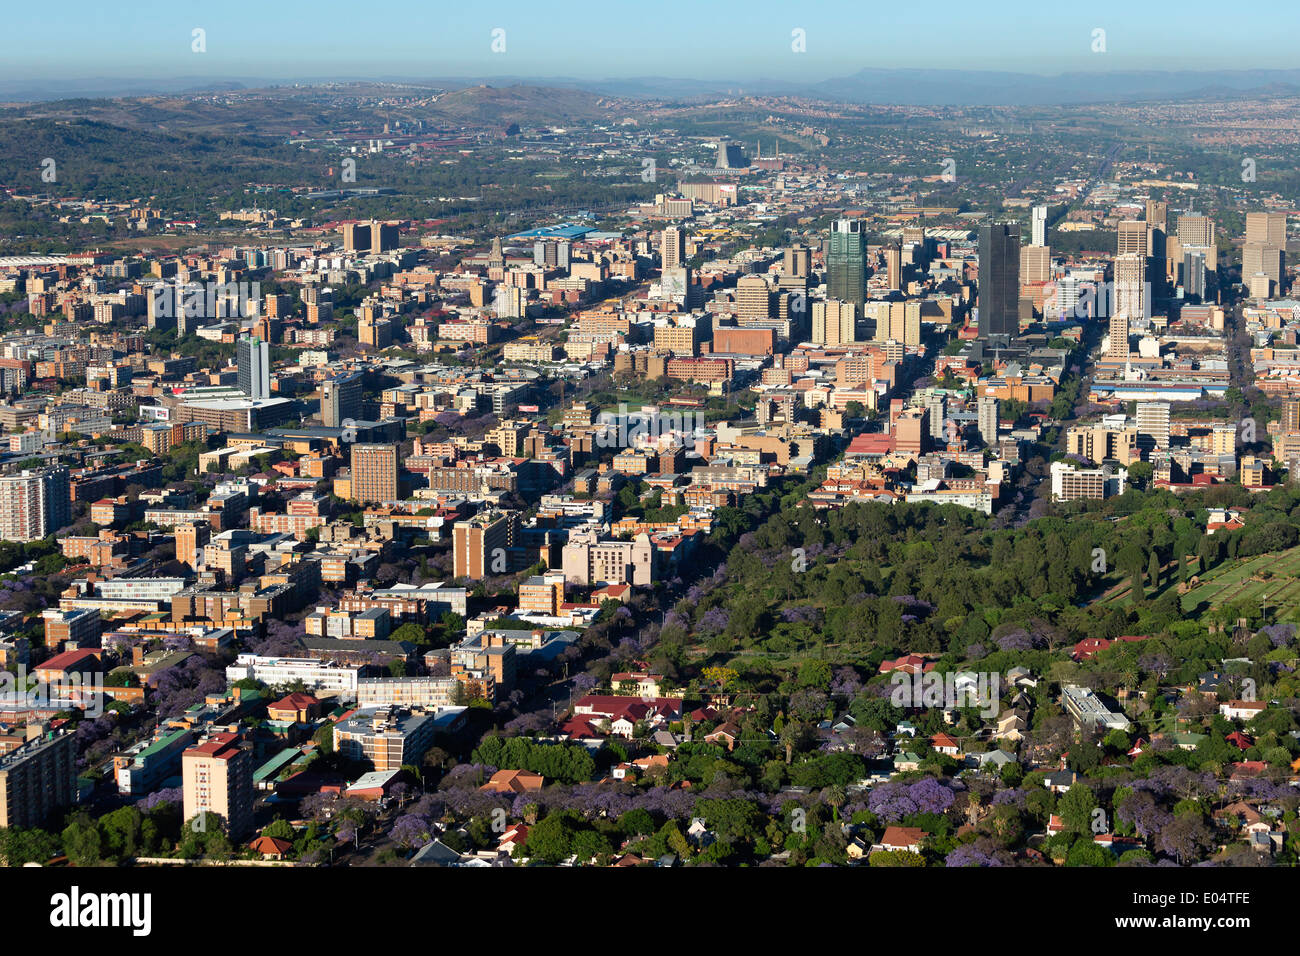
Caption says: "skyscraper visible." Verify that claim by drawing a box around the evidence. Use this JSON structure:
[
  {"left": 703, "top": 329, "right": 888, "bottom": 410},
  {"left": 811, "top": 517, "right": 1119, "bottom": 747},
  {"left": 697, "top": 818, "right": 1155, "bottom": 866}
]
[
  {"left": 1114, "top": 253, "right": 1149, "bottom": 320},
  {"left": 978, "top": 223, "right": 1020, "bottom": 338},
  {"left": 1244, "top": 211, "right": 1287, "bottom": 294},
  {"left": 0, "top": 466, "right": 70, "bottom": 542},
  {"left": 1136, "top": 402, "right": 1171, "bottom": 451},
  {"left": 1031, "top": 205, "right": 1048, "bottom": 247},
  {"left": 321, "top": 372, "right": 363, "bottom": 428},
  {"left": 1145, "top": 200, "right": 1168, "bottom": 232},
  {"left": 1177, "top": 214, "right": 1216, "bottom": 270},
  {"left": 1183, "top": 251, "right": 1207, "bottom": 299},
  {"left": 783, "top": 244, "right": 811, "bottom": 278},
  {"left": 1107, "top": 312, "right": 1130, "bottom": 360},
  {"left": 810, "top": 299, "right": 857, "bottom": 346},
  {"left": 827, "top": 219, "right": 867, "bottom": 307},
  {"left": 977, "top": 394, "right": 999, "bottom": 445},
  {"left": 735, "top": 275, "right": 773, "bottom": 324},
  {"left": 237, "top": 335, "right": 270, "bottom": 400},
  {"left": 661, "top": 226, "right": 686, "bottom": 271},
  {"left": 350, "top": 443, "right": 399, "bottom": 504}
]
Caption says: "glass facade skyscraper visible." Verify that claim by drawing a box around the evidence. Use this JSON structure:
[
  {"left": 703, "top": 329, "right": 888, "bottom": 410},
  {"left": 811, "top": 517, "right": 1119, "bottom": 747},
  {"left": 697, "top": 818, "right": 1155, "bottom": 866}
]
[
  {"left": 827, "top": 218, "right": 867, "bottom": 307},
  {"left": 978, "top": 223, "right": 1021, "bottom": 337}
]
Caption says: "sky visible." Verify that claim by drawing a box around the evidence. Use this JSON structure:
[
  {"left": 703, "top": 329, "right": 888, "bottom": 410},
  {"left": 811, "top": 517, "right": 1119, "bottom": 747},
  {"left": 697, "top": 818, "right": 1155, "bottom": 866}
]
[{"left": 4, "top": 0, "right": 1299, "bottom": 85}]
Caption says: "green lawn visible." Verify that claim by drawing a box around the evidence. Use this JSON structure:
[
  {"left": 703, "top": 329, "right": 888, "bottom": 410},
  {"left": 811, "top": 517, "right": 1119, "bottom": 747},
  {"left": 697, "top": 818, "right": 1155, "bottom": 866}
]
[{"left": 1179, "top": 545, "right": 1300, "bottom": 616}]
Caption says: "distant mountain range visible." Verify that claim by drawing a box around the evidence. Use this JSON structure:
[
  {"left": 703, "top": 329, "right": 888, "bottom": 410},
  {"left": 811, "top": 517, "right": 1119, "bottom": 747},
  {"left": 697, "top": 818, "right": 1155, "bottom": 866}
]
[{"left": 2, "top": 68, "right": 1300, "bottom": 107}]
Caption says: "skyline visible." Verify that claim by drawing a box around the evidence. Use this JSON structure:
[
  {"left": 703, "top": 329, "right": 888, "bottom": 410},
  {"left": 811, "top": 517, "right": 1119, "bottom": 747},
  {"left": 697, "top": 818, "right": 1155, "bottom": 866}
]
[{"left": 5, "top": 0, "right": 1300, "bottom": 85}]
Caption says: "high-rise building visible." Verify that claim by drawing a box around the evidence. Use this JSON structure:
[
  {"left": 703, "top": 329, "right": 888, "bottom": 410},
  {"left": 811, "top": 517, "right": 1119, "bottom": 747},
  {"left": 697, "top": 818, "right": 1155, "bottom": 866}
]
[
  {"left": 1244, "top": 211, "right": 1287, "bottom": 294},
  {"left": 978, "top": 223, "right": 1020, "bottom": 337},
  {"left": 1246, "top": 211, "right": 1287, "bottom": 246},
  {"left": 1020, "top": 245, "right": 1053, "bottom": 284},
  {"left": 534, "top": 240, "right": 571, "bottom": 270},
  {"left": 237, "top": 335, "right": 270, "bottom": 400},
  {"left": 182, "top": 731, "right": 253, "bottom": 840},
  {"left": 343, "top": 220, "right": 398, "bottom": 254},
  {"left": 1107, "top": 312, "right": 1130, "bottom": 359},
  {"left": 810, "top": 299, "right": 857, "bottom": 346},
  {"left": 661, "top": 226, "right": 686, "bottom": 271},
  {"left": 342, "top": 222, "right": 368, "bottom": 253},
  {"left": 828, "top": 219, "right": 868, "bottom": 307},
  {"left": 1283, "top": 399, "right": 1300, "bottom": 432},
  {"left": 1117, "top": 220, "right": 1149, "bottom": 257},
  {"left": 784, "top": 244, "right": 811, "bottom": 278},
  {"left": 1183, "top": 251, "right": 1207, "bottom": 299},
  {"left": 977, "top": 394, "right": 999, "bottom": 445},
  {"left": 927, "top": 393, "right": 946, "bottom": 441},
  {"left": 884, "top": 245, "right": 901, "bottom": 291},
  {"left": 350, "top": 443, "right": 399, "bottom": 504},
  {"left": 453, "top": 510, "right": 519, "bottom": 579},
  {"left": 1031, "top": 205, "right": 1048, "bottom": 247},
  {"left": 1114, "top": 253, "right": 1149, "bottom": 320},
  {"left": 0, "top": 466, "right": 70, "bottom": 542},
  {"left": 1145, "top": 200, "right": 1168, "bottom": 232},
  {"left": 735, "top": 275, "right": 772, "bottom": 324},
  {"left": 1177, "top": 214, "right": 1216, "bottom": 270},
  {"left": 0, "top": 727, "right": 76, "bottom": 829},
  {"left": 1136, "top": 401, "right": 1171, "bottom": 451},
  {"left": 321, "top": 372, "right": 363, "bottom": 428}
]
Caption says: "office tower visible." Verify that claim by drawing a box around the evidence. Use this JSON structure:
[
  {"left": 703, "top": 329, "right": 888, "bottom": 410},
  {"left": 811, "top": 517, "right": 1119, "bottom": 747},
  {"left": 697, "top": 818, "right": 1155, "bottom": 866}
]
[
  {"left": 927, "top": 393, "right": 946, "bottom": 441},
  {"left": 1114, "top": 253, "right": 1149, "bottom": 320},
  {"left": 1283, "top": 399, "right": 1300, "bottom": 432},
  {"left": 661, "top": 226, "right": 686, "bottom": 271},
  {"left": 978, "top": 223, "right": 1020, "bottom": 337},
  {"left": 321, "top": 372, "right": 363, "bottom": 428},
  {"left": 811, "top": 299, "right": 857, "bottom": 346},
  {"left": 0, "top": 728, "right": 76, "bottom": 829},
  {"left": 147, "top": 282, "right": 176, "bottom": 331},
  {"left": 342, "top": 222, "right": 368, "bottom": 253},
  {"left": 372, "top": 221, "right": 399, "bottom": 253},
  {"left": 1136, "top": 402, "right": 1171, "bottom": 451},
  {"left": 1244, "top": 211, "right": 1287, "bottom": 293},
  {"left": 533, "top": 241, "right": 570, "bottom": 270},
  {"left": 1021, "top": 245, "right": 1053, "bottom": 284},
  {"left": 1247, "top": 211, "right": 1287, "bottom": 246},
  {"left": 1177, "top": 214, "right": 1216, "bottom": 270},
  {"left": 1117, "top": 220, "right": 1149, "bottom": 257},
  {"left": 828, "top": 219, "right": 868, "bottom": 307},
  {"left": 182, "top": 732, "right": 253, "bottom": 840},
  {"left": 454, "top": 510, "right": 519, "bottom": 579},
  {"left": 1031, "top": 205, "right": 1048, "bottom": 247},
  {"left": 977, "top": 395, "right": 999, "bottom": 445},
  {"left": 735, "top": 274, "right": 773, "bottom": 323},
  {"left": 884, "top": 245, "right": 901, "bottom": 291},
  {"left": 1146, "top": 200, "right": 1168, "bottom": 231},
  {"left": 350, "top": 443, "right": 399, "bottom": 504},
  {"left": 784, "top": 244, "right": 811, "bottom": 278},
  {"left": 1107, "top": 312, "right": 1130, "bottom": 359},
  {"left": 237, "top": 335, "right": 270, "bottom": 400},
  {"left": 1183, "top": 251, "right": 1207, "bottom": 299},
  {"left": 0, "top": 466, "right": 70, "bottom": 542}
]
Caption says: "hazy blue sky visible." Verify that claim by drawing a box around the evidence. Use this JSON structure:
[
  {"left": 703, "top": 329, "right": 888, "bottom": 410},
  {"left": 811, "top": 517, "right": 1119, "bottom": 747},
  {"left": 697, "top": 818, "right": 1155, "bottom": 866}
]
[{"left": 5, "top": 0, "right": 1297, "bottom": 82}]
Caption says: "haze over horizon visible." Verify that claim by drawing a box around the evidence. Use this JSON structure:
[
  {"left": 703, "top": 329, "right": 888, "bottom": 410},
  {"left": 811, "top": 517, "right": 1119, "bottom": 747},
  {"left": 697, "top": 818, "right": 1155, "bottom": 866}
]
[{"left": 5, "top": 0, "right": 1298, "bottom": 89}]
